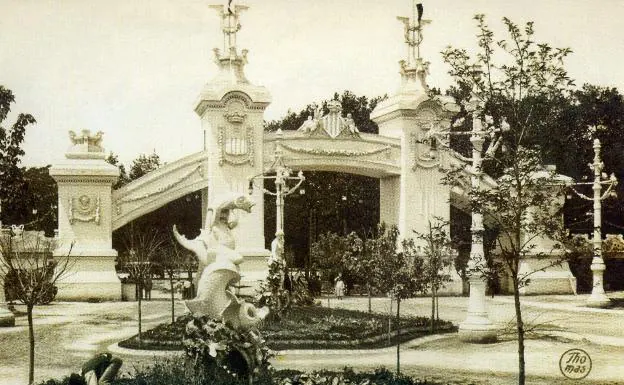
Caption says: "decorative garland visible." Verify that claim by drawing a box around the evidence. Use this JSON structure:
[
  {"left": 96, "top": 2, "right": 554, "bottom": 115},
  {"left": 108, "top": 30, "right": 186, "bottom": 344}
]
[
  {"left": 117, "top": 164, "right": 204, "bottom": 205},
  {"left": 279, "top": 142, "right": 391, "bottom": 157}
]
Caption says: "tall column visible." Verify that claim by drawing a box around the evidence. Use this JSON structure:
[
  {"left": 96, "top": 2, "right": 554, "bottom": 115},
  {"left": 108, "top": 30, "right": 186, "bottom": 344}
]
[
  {"left": 458, "top": 122, "right": 496, "bottom": 342},
  {"left": 195, "top": 4, "right": 271, "bottom": 286},
  {"left": 587, "top": 139, "right": 611, "bottom": 307},
  {"left": 0, "top": 212, "right": 15, "bottom": 325},
  {"left": 516, "top": 168, "right": 576, "bottom": 295},
  {"left": 50, "top": 130, "right": 120, "bottom": 301},
  {"left": 371, "top": 1, "right": 459, "bottom": 294}
]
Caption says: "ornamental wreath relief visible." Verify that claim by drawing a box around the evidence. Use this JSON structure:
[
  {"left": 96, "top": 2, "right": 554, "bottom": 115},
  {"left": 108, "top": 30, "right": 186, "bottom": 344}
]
[{"left": 69, "top": 194, "right": 101, "bottom": 225}]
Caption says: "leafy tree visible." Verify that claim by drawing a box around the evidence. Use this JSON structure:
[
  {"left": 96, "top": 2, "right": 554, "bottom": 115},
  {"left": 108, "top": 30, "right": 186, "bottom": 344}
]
[
  {"left": 414, "top": 219, "right": 454, "bottom": 333},
  {"left": 344, "top": 228, "right": 377, "bottom": 313},
  {"left": 442, "top": 15, "right": 574, "bottom": 385},
  {"left": 128, "top": 151, "right": 160, "bottom": 181},
  {"left": 118, "top": 228, "right": 164, "bottom": 344},
  {"left": 264, "top": 90, "right": 386, "bottom": 134},
  {"left": 106, "top": 152, "right": 130, "bottom": 189},
  {"left": 0, "top": 86, "right": 36, "bottom": 226},
  {"left": 0, "top": 230, "right": 72, "bottom": 384},
  {"left": 371, "top": 224, "right": 426, "bottom": 374},
  {"left": 309, "top": 231, "right": 361, "bottom": 290}
]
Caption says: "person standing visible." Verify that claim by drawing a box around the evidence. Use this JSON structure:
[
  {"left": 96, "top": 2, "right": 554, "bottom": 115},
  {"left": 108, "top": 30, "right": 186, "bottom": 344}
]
[{"left": 334, "top": 274, "right": 345, "bottom": 300}]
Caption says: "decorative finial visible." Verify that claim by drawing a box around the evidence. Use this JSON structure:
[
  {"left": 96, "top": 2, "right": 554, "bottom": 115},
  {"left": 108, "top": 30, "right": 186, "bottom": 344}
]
[
  {"left": 208, "top": 1, "right": 250, "bottom": 84},
  {"left": 397, "top": 1, "right": 430, "bottom": 66},
  {"left": 396, "top": 1, "right": 431, "bottom": 93},
  {"left": 209, "top": 1, "right": 248, "bottom": 54}
]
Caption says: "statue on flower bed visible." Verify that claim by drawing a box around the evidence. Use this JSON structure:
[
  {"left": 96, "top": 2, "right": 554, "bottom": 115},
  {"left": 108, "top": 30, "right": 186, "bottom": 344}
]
[
  {"left": 173, "top": 193, "right": 268, "bottom": 329},
  {"left": 173, "top": 193, "right": 271, "bottom": 383}
]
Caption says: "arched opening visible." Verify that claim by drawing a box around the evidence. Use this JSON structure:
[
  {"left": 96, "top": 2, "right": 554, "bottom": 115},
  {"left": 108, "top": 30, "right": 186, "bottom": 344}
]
[
  {"left": 264, "top": 171, "right": 380, "bottom": 274},
  {"left": 112, "top": 192, "right": 202, "bottom": 281}
]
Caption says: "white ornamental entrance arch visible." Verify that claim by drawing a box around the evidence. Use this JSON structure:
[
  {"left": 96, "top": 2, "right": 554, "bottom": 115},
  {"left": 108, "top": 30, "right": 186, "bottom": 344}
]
[{"left": 50, "top": 3, "right": 572, "bottom": 301}]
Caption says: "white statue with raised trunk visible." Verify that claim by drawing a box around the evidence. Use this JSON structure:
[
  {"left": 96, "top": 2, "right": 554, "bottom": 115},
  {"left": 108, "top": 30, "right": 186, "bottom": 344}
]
[{"left": 173, "top": 193, "right": 267, "bottom": 329}]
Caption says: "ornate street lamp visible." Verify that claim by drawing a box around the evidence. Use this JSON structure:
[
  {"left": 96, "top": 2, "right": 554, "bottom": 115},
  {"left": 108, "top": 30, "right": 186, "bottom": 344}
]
[
  {"left": 424, "top": 106, "right": 505, "bottom": 343},
  {"left": 567, "top": 134, "right": 617, "bottom": 308},
  {"left": 248, "top": 130, "right": 305, "bottom": 243}
]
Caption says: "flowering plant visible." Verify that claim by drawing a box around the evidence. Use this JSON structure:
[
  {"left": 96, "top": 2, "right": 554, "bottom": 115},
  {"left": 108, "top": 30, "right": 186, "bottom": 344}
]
[{"left": 183, "top": 315, "right": 273, "bottom": 381}]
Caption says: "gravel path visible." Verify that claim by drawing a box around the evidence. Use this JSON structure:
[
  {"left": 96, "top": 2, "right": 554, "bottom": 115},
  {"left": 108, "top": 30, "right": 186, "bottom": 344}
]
[{"left": 1, "top": 294, "right": 623, "bottom": 384}]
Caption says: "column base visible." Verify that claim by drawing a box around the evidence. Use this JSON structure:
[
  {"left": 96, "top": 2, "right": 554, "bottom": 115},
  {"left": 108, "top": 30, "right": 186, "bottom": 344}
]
[
  {"left": 458, "top": 320, "right": 498, "bottom": 343},
  {"left": 586, "top": 293, "right": 611, "bottom": 308},
  {"left": 55, "top": 253, "right": 121, "bottom": 301},
  {"left": 237, "top": 248, "right": 270, "bottom": 296},
  {"left": 0, "top": 307, "right": 15, "bottom": 327},
  {"left": 517, "top": 255, "right": 576, "bottom": 295}
]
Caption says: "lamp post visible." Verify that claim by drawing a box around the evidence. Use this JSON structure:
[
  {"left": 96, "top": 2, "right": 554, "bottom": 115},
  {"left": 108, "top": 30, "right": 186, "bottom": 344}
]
[
  {"left": 425, "top": 108, "right": 503, "bottom": 343},
  {"left": 567, "top": 135, "right": 617, "bottom": 308},
  {"left": 248, "top": 130, "right": 305, "bottom": 245}
]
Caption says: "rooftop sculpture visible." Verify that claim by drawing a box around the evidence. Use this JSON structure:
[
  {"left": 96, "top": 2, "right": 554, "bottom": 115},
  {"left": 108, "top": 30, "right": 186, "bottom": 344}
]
[{"left": 297, "top": 100, "right": 360, "bottom": 139}]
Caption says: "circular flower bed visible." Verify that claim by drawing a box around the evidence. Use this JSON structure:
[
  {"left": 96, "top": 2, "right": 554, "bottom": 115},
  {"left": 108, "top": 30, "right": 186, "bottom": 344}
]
[{"left": 118, "top": 306, "right": 456, "bottom": 351}]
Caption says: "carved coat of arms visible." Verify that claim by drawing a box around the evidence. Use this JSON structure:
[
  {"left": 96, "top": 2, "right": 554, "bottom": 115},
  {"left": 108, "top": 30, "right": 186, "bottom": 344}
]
[{"left": 297, "top": 100, "right": 360, "bottom": 139}]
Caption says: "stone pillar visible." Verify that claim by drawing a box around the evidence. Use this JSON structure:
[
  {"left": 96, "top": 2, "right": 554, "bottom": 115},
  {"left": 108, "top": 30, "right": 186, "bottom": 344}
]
[
  {"left": 512, "top": 167, "right": 577, "bottom": 295},
  {"left": 371, "top": 46, "right": 460, "bottom": 294},
  {"left": 50, "top": 130, "right": 120, "bottom": 301},
  {"left": 193, "top": 5, "right": 272, "bottom": 287},
  {"left": 0, "top": 277, "right": 15, "bottom": 327},
  {"left": 379, "top": 176, "right": 400, "bottom": 227},
  {"left": 0, "top": 226, "right": 15, "bottom": 326}
]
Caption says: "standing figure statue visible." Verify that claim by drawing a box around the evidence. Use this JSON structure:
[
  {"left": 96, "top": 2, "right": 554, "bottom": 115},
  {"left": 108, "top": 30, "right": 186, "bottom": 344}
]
[
  {"left": 173, "top": 193, "right": 267, "bottom": 329},
  {"left": 269, "top": 230, "right": 284, "bottom": 264}
]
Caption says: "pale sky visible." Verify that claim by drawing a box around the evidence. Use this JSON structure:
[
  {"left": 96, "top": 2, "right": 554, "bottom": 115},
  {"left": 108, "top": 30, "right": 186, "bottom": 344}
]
[{"left": 1, "top": 0, "right": 623, "bottom": 167}]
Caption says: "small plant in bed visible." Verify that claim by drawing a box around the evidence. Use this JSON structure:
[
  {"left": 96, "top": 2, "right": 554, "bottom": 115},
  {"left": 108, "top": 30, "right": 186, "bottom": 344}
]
[
  {"left": 118, "top": 306, "right": 456, "bottom": 351},
  {"left": 40, "top": 364, "right": 470, "bottom": 385}
]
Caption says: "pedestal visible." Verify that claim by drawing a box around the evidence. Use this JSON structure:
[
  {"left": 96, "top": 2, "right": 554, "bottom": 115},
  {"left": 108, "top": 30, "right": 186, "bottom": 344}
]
[
  {"left": 517, "top": 255, "right": 577, "bottom": 295},
  {"left": 0, "top": 284, "right": 15, "bottom": 327},
  {"left": 0, "top": 274, "right": 15, "bottom": 327},
  {"left": 237, "top": 248, "right": 270, "bottom": 296},
  {"left": 587, "top": 258, "right": 610, "bottom": 308},
  {"left": 55, "top": 252, "right": 121, "bottom": 301},
  {"left": 459, "top": 278, "right": 497, "bottom": 343}
]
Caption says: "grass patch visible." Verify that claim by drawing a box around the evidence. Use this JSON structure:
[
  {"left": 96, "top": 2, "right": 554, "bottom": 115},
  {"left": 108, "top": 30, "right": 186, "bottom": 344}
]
[{"left": 118, "top": 306, "right": 456, "bottom": 350}]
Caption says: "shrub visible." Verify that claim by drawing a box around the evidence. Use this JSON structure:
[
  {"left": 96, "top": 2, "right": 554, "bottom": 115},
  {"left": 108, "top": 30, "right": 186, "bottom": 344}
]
[{"left": 183, "top": 315, "right": 273, "bottom": 383}]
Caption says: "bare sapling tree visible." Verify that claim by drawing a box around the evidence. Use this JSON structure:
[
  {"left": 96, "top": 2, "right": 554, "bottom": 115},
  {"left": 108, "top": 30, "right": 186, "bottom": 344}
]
[
  {"left": 415, "top": 218, "right": 454, "bottom": 333},
  {"left": 373, "top": 224, "right": 426, "bottom": 375},
  {"left": 120, "top": 227, "right": 164, "bottom": 344},
  {"left": 161, "top": 233, "right": 187, "bottom": 324},
  {"left": 0, "top": 230, "right": 73, "bottom": 384}
]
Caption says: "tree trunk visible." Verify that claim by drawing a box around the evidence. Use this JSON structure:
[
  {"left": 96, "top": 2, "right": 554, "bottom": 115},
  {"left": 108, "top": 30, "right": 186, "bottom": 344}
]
[
  {"left": 138, "top": 285, "right": 143, "bottom": 344},
  {"left": 396, "top": 298, "right": 401, "bottom": 375},
  {"left": 387, "top": 297, "right": 392, "bottom": 345},
  {"left": 27, "top": 304, "right": 35, "bottom": 385},
  {"left": 513, "top": 277, "right": 526, "bottom": 385},
  {"left": 170, "top": 277, "right": 175, "bottom": 324},
  {"left": 431, "top": 281, "right": 435, "bottom": 333},
  {"left": 436, "top": 292, "right": 439, "bottom": 322},
  {"left": 367, "top": 284, "right": 372, "bottom": 313}
]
